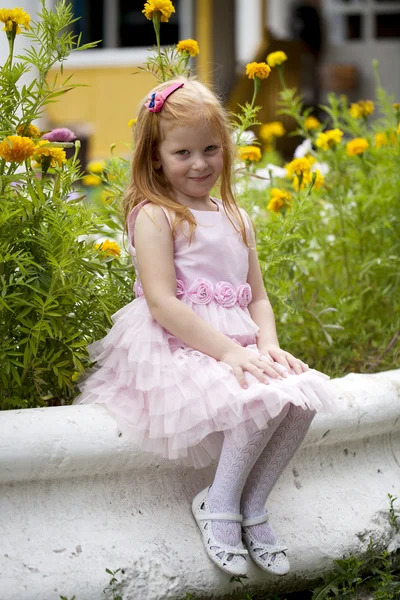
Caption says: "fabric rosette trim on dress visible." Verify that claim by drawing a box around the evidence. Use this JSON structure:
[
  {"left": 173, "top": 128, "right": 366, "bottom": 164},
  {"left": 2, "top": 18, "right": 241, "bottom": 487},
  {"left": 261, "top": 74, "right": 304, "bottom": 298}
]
[{"left": 134, "top": 277, "right": 252, "bottom": 309}]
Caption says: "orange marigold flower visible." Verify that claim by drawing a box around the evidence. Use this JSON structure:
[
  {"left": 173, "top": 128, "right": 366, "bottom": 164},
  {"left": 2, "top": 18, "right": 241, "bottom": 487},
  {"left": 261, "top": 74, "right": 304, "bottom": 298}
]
[
  {"left": 346, "top": 138, "right": 369, "bottom": 156},
  {"left": 375, "top": 132, "right": 388, "bottom": 149},
  {"left": 34, "top": 140, "right": 66, "bottom": 168},
  {"left": 176, "top": 38, "right": 200, "bottom": 57},
  {"left": 238, "top": 145, "right": 262, "bottom": 162},
  {"left": 304, "top": 116, "right": 321, "bottom": 130},
  {"left": 245, "top": 62, "right": 271, "bottom": 80},
  {"left": 266, "top": 51, "right": 287, "bottom": 67},
  {"left": 260, "top": 122, "right": 286, "bottom": 141},
  {"left": 0, "top": 7, "right": 30, "bottom": 35},
  {"left": 0, "top": 135, "right": 35, "bottom": 162},
  {"left": 285, "top": 156, "right": 315, "bottom": 178},
  {"left": 95, "top": 239, "right": 121, "bottom": 257},
  {"left": 268, "top": 188, "right": 292, "bottom": 213},
  {"left": 142, "top": 0, "right": 175, "bottom": 22},
  {"left": 16, "top": 123, "right": 40, "bottom": 138},
  {"left": 315, "top": 129, "right": 343, "bottom": 151}
]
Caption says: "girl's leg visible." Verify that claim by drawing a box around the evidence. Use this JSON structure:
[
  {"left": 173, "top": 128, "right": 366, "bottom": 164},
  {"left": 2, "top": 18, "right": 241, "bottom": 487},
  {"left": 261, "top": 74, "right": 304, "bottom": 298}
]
[
  {"left": 208, "top": 405, "right": 290, "bottom": 546},
  {"left": 241, "top": 405, "right": 315, "bottom": 543}
]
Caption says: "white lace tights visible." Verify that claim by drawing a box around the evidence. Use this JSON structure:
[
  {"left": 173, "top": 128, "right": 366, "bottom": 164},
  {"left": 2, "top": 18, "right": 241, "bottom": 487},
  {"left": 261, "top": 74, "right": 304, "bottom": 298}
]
[{"left": 208, "top": 404, "right": 315, "bottom": 546}]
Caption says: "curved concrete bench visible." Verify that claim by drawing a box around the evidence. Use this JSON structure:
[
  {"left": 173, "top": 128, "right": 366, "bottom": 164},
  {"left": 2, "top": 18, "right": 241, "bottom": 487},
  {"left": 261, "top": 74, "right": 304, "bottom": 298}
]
[{"left": 1, "top": 370, "right": 399, "bottom": 600}]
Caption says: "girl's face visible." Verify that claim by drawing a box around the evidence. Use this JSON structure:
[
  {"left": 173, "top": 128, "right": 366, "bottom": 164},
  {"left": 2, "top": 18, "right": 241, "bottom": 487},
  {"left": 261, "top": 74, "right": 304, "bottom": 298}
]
[{"left": 155, "top": 121, "right": 223, "bottom": 207}]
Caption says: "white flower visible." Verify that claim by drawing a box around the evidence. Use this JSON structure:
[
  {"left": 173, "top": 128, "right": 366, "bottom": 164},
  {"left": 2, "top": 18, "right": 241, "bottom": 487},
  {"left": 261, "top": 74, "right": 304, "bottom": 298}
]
[
  {"left": 294, "top": 138, "right": 312, "bottom": 158},
  {"left": 232, "top": 129, "right": 256, "bottom": 145},
  {"left": 262, "top": 164, "right": 287, "bottom": 178},
  {"left": 312, "top": 161, "right": 329, "bottom": 176},
  {"left": 326, "top": 234, "right": 336, "bottom": 243}
]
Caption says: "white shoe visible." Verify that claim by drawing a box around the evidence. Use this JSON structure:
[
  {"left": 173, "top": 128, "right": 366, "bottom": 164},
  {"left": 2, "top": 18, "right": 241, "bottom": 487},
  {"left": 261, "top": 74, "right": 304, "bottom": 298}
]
[
  {"left": 242, "top": 513, "right": 290, "bottom": 575},
  {"left": 192, "top": 486, "right": 248, "bottom": 576}
]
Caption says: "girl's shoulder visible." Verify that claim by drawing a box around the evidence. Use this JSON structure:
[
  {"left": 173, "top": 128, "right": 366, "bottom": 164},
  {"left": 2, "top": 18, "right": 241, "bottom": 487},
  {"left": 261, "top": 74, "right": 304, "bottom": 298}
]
[{"left": 127, "top": 200, "right": 173, "bottom": 248}]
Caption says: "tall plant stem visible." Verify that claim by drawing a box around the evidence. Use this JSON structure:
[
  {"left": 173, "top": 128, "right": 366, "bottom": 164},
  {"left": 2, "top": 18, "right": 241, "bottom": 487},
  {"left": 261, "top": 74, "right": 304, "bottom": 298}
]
[
  {"left": 250, "top": 77, "right": 260, "bottom": 108},
  {"left": 277, "top": 65, "right": 286, "bottom": 90},
  {"left": 337, "top": 197, "right": 351, "bottom": 286},
  {"left": 152, "top": 13, "right": 165, "bottom": 81}
]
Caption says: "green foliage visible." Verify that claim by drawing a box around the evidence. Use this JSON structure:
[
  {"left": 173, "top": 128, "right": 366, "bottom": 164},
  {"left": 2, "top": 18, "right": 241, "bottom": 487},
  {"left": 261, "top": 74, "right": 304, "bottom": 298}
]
[
  {"left": 0, "top": 2, "right": 133, "bottom": 409},
  {"left": 240, "top": 69, "right": 400, "bottom": 377}
]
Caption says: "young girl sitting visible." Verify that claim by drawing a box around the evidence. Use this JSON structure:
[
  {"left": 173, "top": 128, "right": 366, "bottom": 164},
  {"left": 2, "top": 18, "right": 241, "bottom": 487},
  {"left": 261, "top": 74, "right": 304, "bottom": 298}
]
[{"left": 74, "top": 78, "right": 338, "bottom": 577}]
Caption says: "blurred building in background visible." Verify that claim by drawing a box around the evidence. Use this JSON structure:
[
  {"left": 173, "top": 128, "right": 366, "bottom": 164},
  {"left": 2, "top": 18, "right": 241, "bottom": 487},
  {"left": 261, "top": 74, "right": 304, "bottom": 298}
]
[{"left": 1, "top": 0, "right": 400, "bottom": 161}]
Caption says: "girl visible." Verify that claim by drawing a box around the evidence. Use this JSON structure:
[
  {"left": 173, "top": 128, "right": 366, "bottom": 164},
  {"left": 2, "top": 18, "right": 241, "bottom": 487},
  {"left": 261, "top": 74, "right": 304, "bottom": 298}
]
[{"left": 74, "top": 78, "right": 337, "bottom": 577}]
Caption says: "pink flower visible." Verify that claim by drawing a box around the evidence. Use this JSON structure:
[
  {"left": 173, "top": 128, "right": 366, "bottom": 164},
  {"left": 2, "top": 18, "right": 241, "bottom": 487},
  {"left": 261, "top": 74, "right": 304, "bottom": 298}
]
[
  {"left": 214, "top": 281, "right": 237, "bottom": 308},
  {"left": 176, "top": 280, "right": 186, "bottom": 296},
  {"left": 236, "top": 284, "right": 252, "bottom": 308},
  {"left": 187, "top": 278, "right": 214, "bottom": 304},
  {"left": 42, "top": 128, "right": 76, "bottom": 142}
]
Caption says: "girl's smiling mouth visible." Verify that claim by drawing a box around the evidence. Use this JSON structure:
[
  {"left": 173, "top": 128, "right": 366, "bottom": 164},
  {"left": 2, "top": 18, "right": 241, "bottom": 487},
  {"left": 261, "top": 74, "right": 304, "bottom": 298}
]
[{"left": 189, "top": 174, "right": 211, "bottom": 182}]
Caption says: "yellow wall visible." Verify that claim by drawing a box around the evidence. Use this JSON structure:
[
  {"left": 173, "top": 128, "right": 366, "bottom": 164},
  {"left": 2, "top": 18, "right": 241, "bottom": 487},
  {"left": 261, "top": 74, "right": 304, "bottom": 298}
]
[{"left": 46, "top": 67, "right": 158, "bottom": 161}]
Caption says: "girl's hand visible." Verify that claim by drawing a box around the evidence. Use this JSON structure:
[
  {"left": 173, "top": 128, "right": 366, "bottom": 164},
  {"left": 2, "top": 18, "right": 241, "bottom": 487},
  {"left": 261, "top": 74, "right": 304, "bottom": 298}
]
[
  {"left": 259, "top": 345, "right": 309, "bottom": 376},
  {"left": 220, "top": 345, "right": 284, "bottom": 389}
]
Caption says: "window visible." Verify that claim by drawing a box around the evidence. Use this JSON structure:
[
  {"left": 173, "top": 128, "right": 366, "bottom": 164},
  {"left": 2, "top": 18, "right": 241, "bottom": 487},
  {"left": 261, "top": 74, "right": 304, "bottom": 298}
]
[
  {"left": 71, "top": 0, "right": 180, "bottom": 49},
  {"left": 375, "top": 12, "right": 400, "bottom": 37}
]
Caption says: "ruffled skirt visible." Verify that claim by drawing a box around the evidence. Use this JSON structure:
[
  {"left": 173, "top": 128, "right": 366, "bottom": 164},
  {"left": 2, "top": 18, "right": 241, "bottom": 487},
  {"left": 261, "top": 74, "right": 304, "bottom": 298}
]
[{"left": 74, "top": 297, "right": 338, "bottom": 468}]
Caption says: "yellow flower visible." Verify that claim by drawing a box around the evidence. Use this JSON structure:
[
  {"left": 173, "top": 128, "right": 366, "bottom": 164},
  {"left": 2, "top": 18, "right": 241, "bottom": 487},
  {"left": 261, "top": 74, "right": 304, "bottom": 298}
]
[
  {"left": 292, "top": 169, "right": 324, "bottom": 191},
  {"left": 142, "top": 0, "right": 175, "bottom": 22},
  {"left": 346, "top": 137, "right": 369, "bottom": 156},
  {"left": 315, "top": 129, "right": 343, "bottom": 150},
  {"left": 349, "top": 103, "right": 362, "bottom": 119},
  {"left": 95, "top": 239, "right": 121, "bottom": 258},
  {"left": 238, "top": 145, "right": 262, "bottom": 162},
  {"left": 285, "top": 156, "right": 315, "bottom": 178},
  {"left": 397, "top": 124, "right": 400, "bottom": 135},
  {"left": 34, "top": 140, "right": 66, "bottom": 168},
  {"left": 176, "top": 38, "right": 200, "bottom": 57},
  {"left": 259, "top": 122, "right": 286, "bottom": 141},
  {"left": 82, "top": 174, "right": 102, "bottom": 186},
  {"left": 393, "top": 103, "right": 400, "bottom": 110},
  {"left": 16, "top": 123, "right": 40, "bottom": 138},
  {"left": 349, "top": 100, "right": 374, "bottom": 119},
  {"left": 360, "top": 100, "right": 374, "bottom": 116},
  {"left": 267, "top": 196, "right": 285, "bottom": 213},
  {"left": 245, "top": 62, "right": 271, "bottom": 80},
  {"left": 87, "top": 160, "right": 106, "bottom": 174},
  {"left": 0, "top": 7, "right": 30, "bottom": 34},
  {"left": 101, "top": 189, "right": 115, "bottom": 204},
  {"left": 267, "top": 188, "right": 292, "bottom": 213},
  {"left": 0, "top": 135, "right": 35, "bottom": 162},
  {"left": 128, "top": 118, "right": 137, "bottom": 128},
  {"left": 266, "top": 51, "right": 288, "bottom": 68},
  {"left": 304, "top": 116, "right": 321, "bottom": 130},
  {"left": 375, "top": 132, "right": 388, "bottom": 149}
]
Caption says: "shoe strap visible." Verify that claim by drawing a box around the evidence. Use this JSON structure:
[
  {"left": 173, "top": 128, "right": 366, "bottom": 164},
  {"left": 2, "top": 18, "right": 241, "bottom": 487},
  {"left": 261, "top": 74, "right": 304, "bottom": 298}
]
[
  {"left": 197, "top": 512, "right": 243, "bottom": 523},
  {"left": 242, "top": 513, "right": 269, "bottom": 527}
]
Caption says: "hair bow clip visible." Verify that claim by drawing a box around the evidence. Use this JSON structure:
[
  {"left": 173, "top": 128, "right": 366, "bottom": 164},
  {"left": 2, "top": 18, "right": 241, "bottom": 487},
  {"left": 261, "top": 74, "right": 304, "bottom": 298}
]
[{"left": 145, "top": 82, "right": 184, "bottom": 113}]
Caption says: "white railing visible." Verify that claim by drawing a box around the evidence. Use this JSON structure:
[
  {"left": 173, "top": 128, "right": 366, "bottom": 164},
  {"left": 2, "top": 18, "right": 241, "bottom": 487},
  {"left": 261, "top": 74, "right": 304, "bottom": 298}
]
[{"left": 1, "top": 369, "right": 399, "bottom": 599}]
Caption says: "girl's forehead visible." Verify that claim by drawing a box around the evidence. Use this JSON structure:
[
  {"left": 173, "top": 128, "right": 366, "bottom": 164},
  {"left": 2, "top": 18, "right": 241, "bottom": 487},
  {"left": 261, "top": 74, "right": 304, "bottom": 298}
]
[{"left": 160, "top": 120, "right": 220, "bottom": 143}]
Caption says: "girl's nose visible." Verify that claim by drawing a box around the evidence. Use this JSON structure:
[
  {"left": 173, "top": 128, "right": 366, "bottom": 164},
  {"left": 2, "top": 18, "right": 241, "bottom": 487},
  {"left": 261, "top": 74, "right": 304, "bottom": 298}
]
[{"left": 192, "top": 155, "right": 207, "bottom": 170}]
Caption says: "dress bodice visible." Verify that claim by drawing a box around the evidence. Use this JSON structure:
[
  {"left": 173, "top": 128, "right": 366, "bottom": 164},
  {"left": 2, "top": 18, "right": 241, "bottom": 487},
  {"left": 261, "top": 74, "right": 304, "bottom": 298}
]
[{"left": 127, "top": 198, "right": 253, "bottom": 289}]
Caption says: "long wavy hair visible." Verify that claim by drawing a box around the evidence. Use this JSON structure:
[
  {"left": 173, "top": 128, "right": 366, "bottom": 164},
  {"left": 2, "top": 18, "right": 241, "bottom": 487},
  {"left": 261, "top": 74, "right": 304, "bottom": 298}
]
[{"left": 123, "top": 77, "right": 250, "bottom": 247}]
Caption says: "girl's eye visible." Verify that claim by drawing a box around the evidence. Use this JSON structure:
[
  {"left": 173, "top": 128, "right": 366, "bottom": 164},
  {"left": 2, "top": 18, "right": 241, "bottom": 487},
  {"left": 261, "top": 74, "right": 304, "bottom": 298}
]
[
  {"left": 176, "top": 149, "right": 189, "bottom": 156},
  {"left": 205, "top": 145, "right": 219, "bottom": 152}
]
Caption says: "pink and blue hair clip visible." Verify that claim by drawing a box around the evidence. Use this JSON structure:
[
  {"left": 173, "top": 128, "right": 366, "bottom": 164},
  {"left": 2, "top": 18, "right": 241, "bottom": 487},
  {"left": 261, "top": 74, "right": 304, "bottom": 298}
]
[{"left": 145, "top": 82, "right": 184, "bottom": 113}]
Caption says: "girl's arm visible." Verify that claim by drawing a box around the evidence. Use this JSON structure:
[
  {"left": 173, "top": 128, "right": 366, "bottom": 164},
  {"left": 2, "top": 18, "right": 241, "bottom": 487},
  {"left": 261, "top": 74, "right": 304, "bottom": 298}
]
[
  {"left": 246, "top": 241, "right": 309, "bottom": 375},
  {"left": 133, "top": 204, "right": 253, "bottom": 361}
]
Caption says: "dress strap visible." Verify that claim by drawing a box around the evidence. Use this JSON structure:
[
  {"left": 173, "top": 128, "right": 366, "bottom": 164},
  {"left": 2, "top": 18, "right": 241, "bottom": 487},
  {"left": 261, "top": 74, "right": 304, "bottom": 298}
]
[{"left": 127, "top": 200, "right": 173, "bottom": 250}]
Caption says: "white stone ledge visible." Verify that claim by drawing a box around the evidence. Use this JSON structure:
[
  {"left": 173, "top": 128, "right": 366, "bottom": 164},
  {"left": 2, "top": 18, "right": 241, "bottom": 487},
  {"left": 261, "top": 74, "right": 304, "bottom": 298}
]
[{"left": 1, "top": 370, "right": 400, "bottom": 600}]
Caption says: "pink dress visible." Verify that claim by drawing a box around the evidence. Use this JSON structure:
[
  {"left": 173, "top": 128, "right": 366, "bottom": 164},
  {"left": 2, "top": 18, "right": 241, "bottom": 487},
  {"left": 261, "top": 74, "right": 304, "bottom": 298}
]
[{"left": 74, "top": 198, "right": 337, "bottom": 468}]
